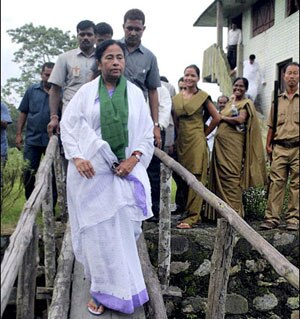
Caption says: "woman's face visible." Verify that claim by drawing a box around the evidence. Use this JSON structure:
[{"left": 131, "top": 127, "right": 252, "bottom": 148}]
[
  {"left": 183, "top": 67, "right": 199, "bottom": 89},
  {"left": 99, "top": 44, "right": 125, "bottom": 82},
  {"left": 233, "top": 79, "right": 246, "bottom": 99}
]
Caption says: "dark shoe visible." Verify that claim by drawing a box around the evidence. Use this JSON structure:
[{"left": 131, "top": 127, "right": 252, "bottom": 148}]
[
  {"left": 147, "top": 216, "right": 159, "bottom": 223},
  {"left": 286, "top": 223, "right": 299, "bottom": 231},
  {"left": 260, "top": 220, "right": 277, "bottom": 230}
]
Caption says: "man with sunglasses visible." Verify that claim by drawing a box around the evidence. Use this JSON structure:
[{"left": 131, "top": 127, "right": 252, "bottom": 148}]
[{"left": 47, "top": 20, "right": 96, "bottom": 136}]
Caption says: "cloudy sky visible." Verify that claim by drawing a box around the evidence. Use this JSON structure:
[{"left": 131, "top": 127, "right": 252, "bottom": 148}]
[{"left": 1, "top": 0, "right": 227, "bottom": 101}]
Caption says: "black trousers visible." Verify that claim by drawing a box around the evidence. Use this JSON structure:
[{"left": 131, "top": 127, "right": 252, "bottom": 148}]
[
  {"left": 147, "top": 130, "right": 166, "bottom": 218},
  {"left": 24, "top": 144, "right": 57, "bottom": 206},
  {"left": 227, "top": 45, "right": 237, "bottom": 70}
]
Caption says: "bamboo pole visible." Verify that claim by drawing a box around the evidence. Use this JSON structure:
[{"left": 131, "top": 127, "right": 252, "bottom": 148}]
[
  {"left": 154, "top": 148, "right": 299, "bottom": 290},
  {"left": 137, "top": 233, "right": 168, "bottom": 319},
  {"left": 42, "top": 170, "right": 56, "bottom": 288},
  {"left": 53, "top": 146, "right": 68, "bottom": 222},
  {"left": 1, "top": 136, "right": 58, "bottom": 316},
  {"left": 206, "top": 218, "right": 236, "bottom": 319},
  {"left": 47, "top": 221, "right": 74, "bottom": 319},
  {"left": 157, "top": 163, "right": 172, "bottom": 292},
  {"left": 16, "top": 224, "right": 39, "bottom": 319}
]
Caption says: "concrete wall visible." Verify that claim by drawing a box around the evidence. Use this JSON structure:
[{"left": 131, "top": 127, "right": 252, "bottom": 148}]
[{"left": 241, "top": 0, "right": 299, "bottom": 117}]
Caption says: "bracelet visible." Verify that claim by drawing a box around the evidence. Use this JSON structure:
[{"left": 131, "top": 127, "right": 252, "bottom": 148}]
[{"left": 50, "top": 114, "right": 59, "bottom": 120}]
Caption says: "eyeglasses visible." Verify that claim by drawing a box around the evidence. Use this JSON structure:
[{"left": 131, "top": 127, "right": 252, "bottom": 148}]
[
  {"left": 179, "top": 87, "right": 186, "bottom": 91},
  {"left": 78, "top": 32, "right": 94, "bottom": 37},
  {"left": 125, "top": 26, "right": 143, "bottom": 32}
]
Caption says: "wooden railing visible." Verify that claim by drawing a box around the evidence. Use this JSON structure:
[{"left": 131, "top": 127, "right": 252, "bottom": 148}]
[
  {"left": 154, "top": 148, "right": 299, "bottom": 319},
  {"left": 1, "top": 141, "right": 299, "bottom": 319},
  {"left": 202, "top": 43, "right": 236, "bottom": 97},
  {"left": 1, "top": 136, "right": 67, "bottom": 318}
]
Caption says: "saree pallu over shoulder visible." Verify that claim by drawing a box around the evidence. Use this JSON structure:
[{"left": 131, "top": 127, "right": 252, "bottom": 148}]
[
  {"left": 220, "top": 98, "right": 267, "bottom": 188},
  {"left": 242, "top": 99, "right": 267, "bottom": 189},
  {"left": 173, "top": 90, "right": 209, "bottom": 117},
  {"left": 206, "top": 98, "right": 267, "bottom": 220},
  {"left": 173, "top": 90, "right": 209, "bottom": 174}
]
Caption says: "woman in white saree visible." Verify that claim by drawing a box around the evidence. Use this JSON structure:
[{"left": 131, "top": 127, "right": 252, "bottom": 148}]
[{"left": 60, "top": 39, "right": 154, "bottom": 315}]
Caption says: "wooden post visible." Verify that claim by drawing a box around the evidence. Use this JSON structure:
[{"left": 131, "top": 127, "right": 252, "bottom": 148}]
[
  {"left": 16, "top": 224, "right": 39, "bottom": 319},
  {"left": 216, "top": 0, "right": 224, "bottom": 48},
  {"left": 157, "top": 163, "right": 172, "bottom": 292},
  {"left": 48, "top": 221, "right": 74, "bottom": 319},
  {"left": 236, "top": 43, "right": 244, "bottom": 77},
  {"left": 153, "top": 148, "right": 299, "bottom": 290},
  {"left": 53, "top": 146, "right": 68, "bottom": 222},
  {"left": 206, "top": 218, "right": 235, "bottom": 319},
  {"left": 42, "top": 170, "right": 56, "bottom": 289},
  {"left": 137, "top": 233, "right": 168, "bottom": 319},
  {"left": 1, "top": 136, "right": 58, "bottom": 316}
]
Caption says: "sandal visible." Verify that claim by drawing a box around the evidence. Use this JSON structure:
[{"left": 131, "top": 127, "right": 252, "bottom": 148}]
[
  {"left": 176, "top": 222, "right": 192, "bottom": 229},
  {"left": 87, "top": 297, "right": 105, "bottom": 316}
]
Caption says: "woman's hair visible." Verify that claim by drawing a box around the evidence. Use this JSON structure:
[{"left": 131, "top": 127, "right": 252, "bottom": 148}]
[
  {"left": 184, "top": 64, "right": 200, "bottom": 77},
  {"left": 233, "top": 77, "right": 249, "bottom": 91},
  {"left": 95, "top": 39, "right": 125, "bottom": 62}
]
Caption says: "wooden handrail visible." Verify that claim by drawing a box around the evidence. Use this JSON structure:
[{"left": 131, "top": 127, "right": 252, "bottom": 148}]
[
  {"left": 1, "top": 136, "right": 59, "bottom": 316},
  {"left": 154, "top": 148, "right": 299, "bottom": 290}
]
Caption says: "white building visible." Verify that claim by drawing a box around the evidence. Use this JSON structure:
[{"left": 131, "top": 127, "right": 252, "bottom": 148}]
[{"left": 194, "top": 0, "right": 299, "bottom": 117}]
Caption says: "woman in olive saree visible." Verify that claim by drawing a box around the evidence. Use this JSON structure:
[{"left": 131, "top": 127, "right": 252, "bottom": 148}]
[{"left": 205, "top": 77, "right": 267, "bottom": 220}]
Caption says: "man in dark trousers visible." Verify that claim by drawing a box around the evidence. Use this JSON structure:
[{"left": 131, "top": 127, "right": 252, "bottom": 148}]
[{"left": 16, "top": 62, "right": 57, "bottom": 203}]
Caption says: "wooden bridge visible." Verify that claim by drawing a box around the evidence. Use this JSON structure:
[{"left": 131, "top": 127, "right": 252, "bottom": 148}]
[{"left": 1, "top": 136, "right": 299, "bottom": 319}]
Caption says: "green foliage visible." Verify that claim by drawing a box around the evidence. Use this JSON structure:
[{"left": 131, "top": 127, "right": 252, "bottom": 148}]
[
  {"left": 2, "top": 23, "right": 77, "bottom": 101},
  {"left": 1, "top": 148, "right": 29, "bottom": 214},
  {"left": 243, "top": 181, "right": 291, "bottom": 221},
  {"left": 243, "top": 186, "right": 267, "bottom": 220},
  {"left": 4, "top": 102, "right": 20, "bottom": 148}
]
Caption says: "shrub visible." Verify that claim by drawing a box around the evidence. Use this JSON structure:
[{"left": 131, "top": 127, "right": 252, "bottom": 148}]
[{"left": 1, "top": 148, "right": 29, "bottom": 213}]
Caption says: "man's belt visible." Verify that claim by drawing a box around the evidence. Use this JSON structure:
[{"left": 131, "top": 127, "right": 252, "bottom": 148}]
[{"left": 273, "top": 139, "right": 300, "bottom": 148}]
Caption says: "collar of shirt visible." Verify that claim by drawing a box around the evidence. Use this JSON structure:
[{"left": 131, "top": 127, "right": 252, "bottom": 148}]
[{"left": 76, "top": 47, "right": 95, "bottom": 58}]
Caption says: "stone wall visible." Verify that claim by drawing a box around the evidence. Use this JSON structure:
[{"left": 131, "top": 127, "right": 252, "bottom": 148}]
[{"left": 143, "top": 222, "right": 299, "bottom": 319}]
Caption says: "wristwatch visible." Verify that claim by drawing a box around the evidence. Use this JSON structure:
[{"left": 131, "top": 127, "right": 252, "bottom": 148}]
[
  {"left": 154, "top": 122, "right": 160, "bottom": 127},
  {"left": 131, "top": 151, "right": 141, "bottom": 162}
]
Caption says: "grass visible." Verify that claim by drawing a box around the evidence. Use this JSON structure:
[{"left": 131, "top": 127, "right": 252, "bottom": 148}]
[{"left": 1, "top": 182, "right": 27, "bottom": 234}]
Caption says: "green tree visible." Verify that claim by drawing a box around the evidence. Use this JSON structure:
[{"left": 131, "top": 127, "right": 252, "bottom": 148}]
[{"left": 1, "top": 23, "right": 77, "bottom": 103}]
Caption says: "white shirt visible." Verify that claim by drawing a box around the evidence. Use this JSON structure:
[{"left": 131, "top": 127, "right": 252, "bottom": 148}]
[
  {"left": 243, "top": 60, "right": 265, "bottom": 100},
  {"left": 157, "top": 85, "right": 172, "bottom": 130},
  {"left": 228, "top": 28, "right": 242, "bottom": 45}
]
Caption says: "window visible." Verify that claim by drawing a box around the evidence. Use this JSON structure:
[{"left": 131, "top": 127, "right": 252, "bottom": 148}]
[
  {"left": 286, "top": 0, "right": 300, "bottom": 16},
  {"left": 252, "top": 0, "right": 275, "bottom": 37}
]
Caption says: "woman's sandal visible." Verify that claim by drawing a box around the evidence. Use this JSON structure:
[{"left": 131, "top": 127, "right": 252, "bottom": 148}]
[
  {"left": 87, "top": 297, "right": 105, "bottom": 316},
  {"left": 176, "top": 222, "right": 192, "bottom": 229}
]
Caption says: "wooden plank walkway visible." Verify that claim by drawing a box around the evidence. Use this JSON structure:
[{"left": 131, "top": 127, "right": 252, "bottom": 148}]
[{"left": 69, "top": 261, "right": 146, "bottom": 319}]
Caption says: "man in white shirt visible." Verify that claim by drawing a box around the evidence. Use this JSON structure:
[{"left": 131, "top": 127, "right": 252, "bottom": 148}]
[
  {"left": 227, "top": 23, "right": 242, "bottom": 70},
  {"left": 147, "top": 83, "right": 172, "bottom": 222},
  {"left": 243, "top": 54, "right": 266, "bottom": 103}
]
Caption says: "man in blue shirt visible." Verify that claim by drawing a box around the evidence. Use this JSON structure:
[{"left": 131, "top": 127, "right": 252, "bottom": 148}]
[
  {"left": 1, "top": 102, "right": 12, "bottom": 187},
  {"left": 16, "top": 62, "right": 57, "bottom": 201}
]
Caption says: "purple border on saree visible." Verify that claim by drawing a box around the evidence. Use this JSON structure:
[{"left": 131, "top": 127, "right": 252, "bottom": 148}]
[{"left": 91, "top": 288, "right": 149, "bottom": 314}]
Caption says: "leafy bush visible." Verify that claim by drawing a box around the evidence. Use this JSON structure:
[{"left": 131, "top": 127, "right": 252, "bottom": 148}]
[
  {"left": 1, "top": 147, "right": 29, "bottom": 213},
  {"left": 243, "top": 179, "right": 291, "bottom": 221},
  {"left": 243, "top": 186, "right": 267, "bottom": 221}
]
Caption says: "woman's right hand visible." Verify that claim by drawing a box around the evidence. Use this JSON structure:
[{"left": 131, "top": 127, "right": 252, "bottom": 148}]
[{"left": 73, "top": 158, "right": 95, "bottom": 179}]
